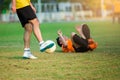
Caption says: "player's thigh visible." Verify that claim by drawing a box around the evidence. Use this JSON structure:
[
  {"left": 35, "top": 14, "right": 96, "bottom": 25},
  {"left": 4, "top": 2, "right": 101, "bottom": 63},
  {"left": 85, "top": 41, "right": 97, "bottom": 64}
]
[{"left": 29, "top": 18, "right": 39, "bottom": 26}]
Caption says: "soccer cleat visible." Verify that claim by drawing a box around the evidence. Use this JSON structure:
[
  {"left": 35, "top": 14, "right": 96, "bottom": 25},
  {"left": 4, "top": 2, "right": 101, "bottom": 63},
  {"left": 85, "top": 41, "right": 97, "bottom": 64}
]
[
  {"left": 81, "top": 24, "right": 90, "bottom": 39},
  {"left": 23, "top": 52, "right": 37, "bottom": 59},
  {"left": 40, "top": 40, "right": 54, "bottom": 52}
]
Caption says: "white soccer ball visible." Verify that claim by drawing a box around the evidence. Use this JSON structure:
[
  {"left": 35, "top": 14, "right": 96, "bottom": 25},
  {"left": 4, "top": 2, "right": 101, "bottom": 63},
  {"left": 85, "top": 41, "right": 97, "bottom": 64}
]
[{"left": 45, "top": 40, "right": 56, "bottom": 53}]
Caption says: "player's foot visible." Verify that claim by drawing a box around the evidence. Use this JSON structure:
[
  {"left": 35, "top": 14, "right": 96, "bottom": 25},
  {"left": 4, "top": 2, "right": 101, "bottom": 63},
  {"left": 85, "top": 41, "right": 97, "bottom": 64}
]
[
  {"left": 40, "top": 40, "right": 54, "bottom": 52},
  {"left": 81, "top": 24, "right": 90, "bottom": 39},
  {"left": 23, "top": 52, "right": 37, "bottom": 59}
]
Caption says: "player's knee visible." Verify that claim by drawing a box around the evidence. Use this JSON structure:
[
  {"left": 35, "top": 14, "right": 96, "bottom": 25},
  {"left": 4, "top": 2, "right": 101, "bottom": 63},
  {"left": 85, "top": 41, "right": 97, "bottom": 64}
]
[
  {"left": 71, "top": 32, "right": 76, "bottom": 37},
  {"left": 24, "top": 23, "right": 33, "bottom": 32},
  {"left": 30, "top": 18, "right": 39, "bottom": 26}
]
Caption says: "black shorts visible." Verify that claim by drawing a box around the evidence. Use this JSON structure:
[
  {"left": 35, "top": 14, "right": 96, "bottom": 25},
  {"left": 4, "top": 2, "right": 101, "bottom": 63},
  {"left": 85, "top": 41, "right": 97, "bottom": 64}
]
[
  {"left": 72, "top": 34, "right": 89, "bottom": 52},
  {"left": 16, "top": 5, "right": 37, "bottom": 27}
]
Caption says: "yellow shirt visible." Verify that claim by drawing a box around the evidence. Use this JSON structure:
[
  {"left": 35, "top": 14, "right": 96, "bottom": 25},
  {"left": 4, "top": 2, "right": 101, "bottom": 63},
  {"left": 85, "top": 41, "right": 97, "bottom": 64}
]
[{"left": 16, "top": 0, "right": 30, "bottom": 9}]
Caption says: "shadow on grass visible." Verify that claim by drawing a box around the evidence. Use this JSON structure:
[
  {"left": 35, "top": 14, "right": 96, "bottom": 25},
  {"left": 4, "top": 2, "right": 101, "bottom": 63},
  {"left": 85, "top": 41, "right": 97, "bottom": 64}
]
[
  {"left": 10, "top": 56, "right": 24, "bottom": 59},
  {"left": 0, "top": 56, "right": 25, "bottom": 60}
]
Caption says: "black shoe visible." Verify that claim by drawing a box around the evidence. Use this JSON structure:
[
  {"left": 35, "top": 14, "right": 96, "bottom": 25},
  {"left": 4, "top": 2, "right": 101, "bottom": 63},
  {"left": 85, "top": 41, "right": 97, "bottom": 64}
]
[{"left": 81, "top": 24, "right": 90, "bottom": 39}]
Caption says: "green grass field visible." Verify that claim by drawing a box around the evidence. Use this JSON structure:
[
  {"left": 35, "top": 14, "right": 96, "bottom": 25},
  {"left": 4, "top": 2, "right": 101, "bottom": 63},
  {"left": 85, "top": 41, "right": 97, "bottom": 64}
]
[{"left": 0, "top": 21, "right": 120, "bottom": 80}]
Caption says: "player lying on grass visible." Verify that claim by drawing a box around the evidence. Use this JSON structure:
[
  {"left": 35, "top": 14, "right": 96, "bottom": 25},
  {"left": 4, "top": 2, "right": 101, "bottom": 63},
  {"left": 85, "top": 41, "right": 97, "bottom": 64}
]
[{"left": 56, "top": 24, "right": 97, "bottom": 53}]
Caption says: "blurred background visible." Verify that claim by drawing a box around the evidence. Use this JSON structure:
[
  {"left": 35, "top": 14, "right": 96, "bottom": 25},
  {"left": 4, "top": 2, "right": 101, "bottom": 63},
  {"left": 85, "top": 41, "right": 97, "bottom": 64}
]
[{"left": 0, "top": 0, "right": 119, "bottom": 23}]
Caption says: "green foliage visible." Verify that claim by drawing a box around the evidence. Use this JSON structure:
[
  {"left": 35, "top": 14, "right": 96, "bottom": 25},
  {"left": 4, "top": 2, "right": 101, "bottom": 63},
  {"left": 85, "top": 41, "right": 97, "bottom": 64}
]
[
  {"left": 0, "top": 0, "right": 11, "bottom": 11},
  {"left": 0, "top": 21, "right": 120, "bottom": 80}
]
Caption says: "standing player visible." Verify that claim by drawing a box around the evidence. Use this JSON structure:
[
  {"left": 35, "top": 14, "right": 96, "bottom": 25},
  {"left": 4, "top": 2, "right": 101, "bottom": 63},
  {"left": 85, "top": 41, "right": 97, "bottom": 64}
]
[{"left": 11, "top": 0, "right": 54, "bottom": 59}]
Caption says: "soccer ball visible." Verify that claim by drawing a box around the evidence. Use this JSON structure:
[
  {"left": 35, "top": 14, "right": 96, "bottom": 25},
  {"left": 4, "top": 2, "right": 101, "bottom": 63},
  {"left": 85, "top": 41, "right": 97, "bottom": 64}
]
[{"left": 45, "top": 40, "right": 56, "bottom": 53}]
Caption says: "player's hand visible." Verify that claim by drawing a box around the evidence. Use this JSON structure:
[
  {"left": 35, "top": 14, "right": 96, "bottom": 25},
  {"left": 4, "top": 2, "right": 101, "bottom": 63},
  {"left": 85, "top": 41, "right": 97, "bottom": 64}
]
[
  {"left": 57, "top": 30, "right": 62, "bottom": 35},
  {"left": 11, "top": 6, "right": 16, "bottom": 13},
  {"left": 32, "top": 7, "right": 36, "bottom": 13},
  {"left": 30, "top": 2, "right": 36, "bottom": 13}
]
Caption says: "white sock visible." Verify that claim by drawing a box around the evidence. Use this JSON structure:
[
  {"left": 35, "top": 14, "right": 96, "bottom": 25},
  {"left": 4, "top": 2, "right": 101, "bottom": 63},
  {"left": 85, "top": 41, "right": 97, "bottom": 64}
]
[
  {"left": 24, "top": 48, "right": 30, "bottom": 52},
  {"left": 23, "top": 48, "right": 30, "bottom": 57},
  {"left": 39, "top": 41, "right": 44, "bottom": 46}
]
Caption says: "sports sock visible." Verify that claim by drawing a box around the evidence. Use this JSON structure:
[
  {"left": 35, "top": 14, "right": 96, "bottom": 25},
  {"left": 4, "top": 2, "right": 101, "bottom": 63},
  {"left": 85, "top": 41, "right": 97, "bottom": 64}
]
[
  {"left": 39, "top": 41, "right": 44, "bottom": 46},
  {"left": 24, "top": 48, "right": 30, "bottom": 52},
  {"left": 23, "top": 48, "right": 31, "bottom": 58}
]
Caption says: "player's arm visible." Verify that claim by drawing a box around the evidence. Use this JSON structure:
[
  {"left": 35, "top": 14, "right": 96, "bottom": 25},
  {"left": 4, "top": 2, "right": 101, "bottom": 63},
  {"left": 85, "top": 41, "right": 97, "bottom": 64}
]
[
  {"left": 11, "top": 0, "right": 16, "bottom": 13},
  {"left": 30, "top": 2, "right": 36, "bottom": 13},
  {"left": 57, "top": 30, "right": 67, "bottom": 48},
  {"left": 75, "top": 26, "right": 81, "bottom": 35}
]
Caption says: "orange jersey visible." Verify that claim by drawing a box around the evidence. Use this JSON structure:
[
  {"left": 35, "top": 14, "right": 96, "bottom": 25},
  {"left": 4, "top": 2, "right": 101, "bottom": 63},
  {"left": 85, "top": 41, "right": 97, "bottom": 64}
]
[
  {"left": 62, "top": 39, "right": 75, "bottom": 52},
  {"left": 88, "top": 39, "right": 97, "bottom": 50}
]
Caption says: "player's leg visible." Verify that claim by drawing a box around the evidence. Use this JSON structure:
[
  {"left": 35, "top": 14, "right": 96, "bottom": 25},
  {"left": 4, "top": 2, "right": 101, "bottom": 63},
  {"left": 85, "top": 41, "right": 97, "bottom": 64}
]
[
  {"left": 17, "top": 5, "right": 53, "bottom": 52},
  {"left": 112, "top": 13, "right": 115, "bottom": 23},
  {"left": 29, "top": 19, "right": 54, "bottom": 52},
  {"left": 23, "top": 23, "right": 37, "bottom": 59},
  {"left": 16, "top": 7, "right": 37, "bottom": 59},
  {"left": 118, "top": 13, "right": 120, "bottom": 23},
  {"left": 24, "top": 23, "right": 32, "bottom": 49},
  {"left": 29, "top": 18, "right": 43, "bottom": 43},
  {"left": 76, "top": 24, "right": 90, "bottom": 39},
  {"left": 119, "top": 17, "right": 120, "bottom": 23},
  {"left": 71, "top": 32, "right": 88, "bottom": 48},
  {"left": 71, "top": 32, "right": 89, "bottom": 52}
]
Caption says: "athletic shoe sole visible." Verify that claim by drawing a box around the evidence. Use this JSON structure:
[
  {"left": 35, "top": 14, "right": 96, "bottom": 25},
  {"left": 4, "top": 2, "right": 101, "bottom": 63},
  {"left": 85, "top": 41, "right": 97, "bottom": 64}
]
[
  {"left": 23, "top": 56, "right": 37, "bottom": 59},
  {"left": 40, "top": 43, "right": 54, "bottom": 52},
  {"left": 82, "top": 24, "right": 90, "bottom": 39},
  {"left": 23, "top": 57, "right": 30, "bottom": 59}
]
